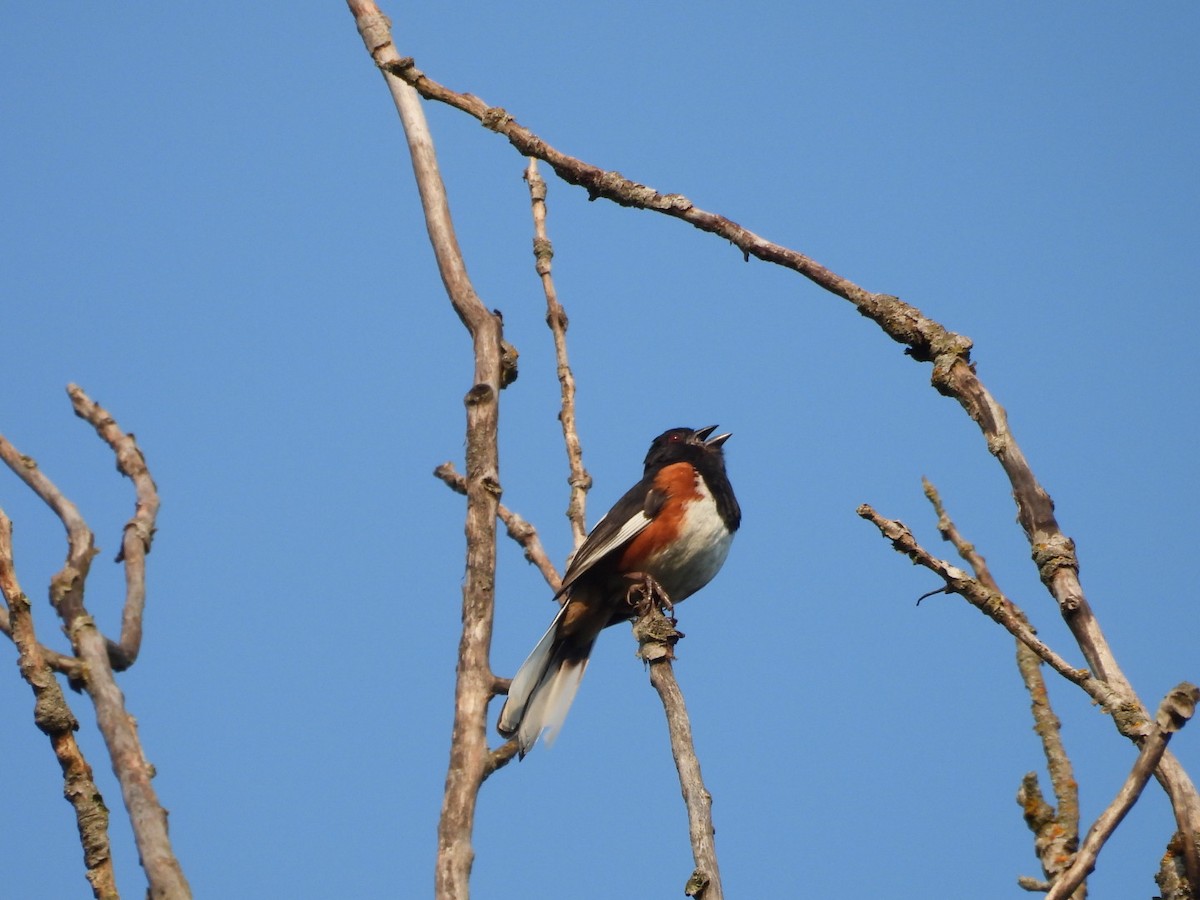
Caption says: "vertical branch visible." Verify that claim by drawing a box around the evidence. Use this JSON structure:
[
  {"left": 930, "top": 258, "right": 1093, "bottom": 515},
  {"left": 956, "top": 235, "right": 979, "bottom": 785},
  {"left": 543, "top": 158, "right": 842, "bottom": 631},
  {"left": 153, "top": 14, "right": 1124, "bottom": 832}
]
[
  {"left": 0, "top": 510, "right": 118, "bottom": 900},
  {"left": 634, "top": 605, "right": 723, "bottom": 900},
  {"left": 524, "top": 159, "right": 591, "bottom": 548},
  {"left": 347, "top": 4, "right": 506, "bottom": 898}
]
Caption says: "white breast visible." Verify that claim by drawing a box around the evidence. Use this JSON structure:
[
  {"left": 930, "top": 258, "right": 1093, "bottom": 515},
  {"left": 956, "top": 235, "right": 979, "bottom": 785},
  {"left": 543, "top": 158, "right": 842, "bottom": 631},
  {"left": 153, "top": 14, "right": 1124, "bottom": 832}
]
[{"left": 644, "top": 473, "right": 734, "bottom": 602}]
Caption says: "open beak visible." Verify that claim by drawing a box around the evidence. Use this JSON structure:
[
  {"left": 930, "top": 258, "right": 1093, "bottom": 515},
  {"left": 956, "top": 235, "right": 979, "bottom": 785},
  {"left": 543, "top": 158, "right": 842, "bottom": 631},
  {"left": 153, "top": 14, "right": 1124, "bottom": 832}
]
[{"left": 695, "top": 425, "right": 731, "bottom": 447}]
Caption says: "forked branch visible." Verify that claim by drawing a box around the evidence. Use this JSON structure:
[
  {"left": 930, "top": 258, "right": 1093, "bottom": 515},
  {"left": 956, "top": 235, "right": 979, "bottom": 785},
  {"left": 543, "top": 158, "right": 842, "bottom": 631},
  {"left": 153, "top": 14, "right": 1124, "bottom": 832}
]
[
  {"left": 923, "top": 480, "right": 1080, "bottom": 895},
  {"left": 0, "top": 387, "right": 189, "bottom": 898},
  {"left": 1046, "top": 685, "right": 1199, "bottom": 900}
]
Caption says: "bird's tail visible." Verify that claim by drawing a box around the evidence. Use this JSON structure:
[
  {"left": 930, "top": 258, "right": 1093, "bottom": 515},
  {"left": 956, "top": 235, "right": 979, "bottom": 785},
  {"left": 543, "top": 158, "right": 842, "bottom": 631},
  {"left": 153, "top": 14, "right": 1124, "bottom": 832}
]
[{"left": 498, "top": 600, "right": 599, "bottom": 756}]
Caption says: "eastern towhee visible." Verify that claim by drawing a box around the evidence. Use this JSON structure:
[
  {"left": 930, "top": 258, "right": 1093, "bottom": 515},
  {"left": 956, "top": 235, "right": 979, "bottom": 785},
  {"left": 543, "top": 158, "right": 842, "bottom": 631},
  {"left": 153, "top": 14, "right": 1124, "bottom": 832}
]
[{"left": 498, "top": 425, "right": 741, "bottom": 755}]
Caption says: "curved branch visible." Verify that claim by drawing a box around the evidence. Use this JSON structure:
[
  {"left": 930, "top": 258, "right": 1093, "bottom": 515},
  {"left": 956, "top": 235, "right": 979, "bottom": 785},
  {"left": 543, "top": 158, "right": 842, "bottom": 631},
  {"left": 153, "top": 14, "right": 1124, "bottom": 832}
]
[
  {"left": 68, "top": 384, "right": 159, "bottom": 670},
  {"left": 371, "top": 50, "right": 1179, "bottom": 709}
]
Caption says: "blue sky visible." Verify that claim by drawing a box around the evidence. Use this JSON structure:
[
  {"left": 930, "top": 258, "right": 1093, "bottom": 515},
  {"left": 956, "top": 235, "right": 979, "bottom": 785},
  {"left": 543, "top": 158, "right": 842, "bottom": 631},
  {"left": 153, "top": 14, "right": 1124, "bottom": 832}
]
[{"left": 3, "top": 3, "right": 1198, "bottom": 898}]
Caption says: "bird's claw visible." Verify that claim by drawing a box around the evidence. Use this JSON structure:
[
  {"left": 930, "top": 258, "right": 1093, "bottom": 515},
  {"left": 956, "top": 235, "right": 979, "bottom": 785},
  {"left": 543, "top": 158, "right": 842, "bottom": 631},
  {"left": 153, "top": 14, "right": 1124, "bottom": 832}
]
[{"left": 625, "top": 572, "right": 675, "bottom": 622}]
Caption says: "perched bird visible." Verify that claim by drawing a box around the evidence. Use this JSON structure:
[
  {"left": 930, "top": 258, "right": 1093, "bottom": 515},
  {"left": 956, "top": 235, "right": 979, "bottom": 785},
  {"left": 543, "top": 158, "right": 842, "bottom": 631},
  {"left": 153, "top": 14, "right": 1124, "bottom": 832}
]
[{"left": 498, "top": 425, "right": 741, "bottom": 755}]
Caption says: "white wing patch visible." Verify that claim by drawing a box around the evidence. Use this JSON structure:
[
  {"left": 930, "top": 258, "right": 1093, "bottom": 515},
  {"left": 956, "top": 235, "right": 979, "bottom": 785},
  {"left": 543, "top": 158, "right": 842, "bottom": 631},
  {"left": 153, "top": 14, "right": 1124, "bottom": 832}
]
[{"left": 559, "top": 510, "right": 652, "bottom": 593}]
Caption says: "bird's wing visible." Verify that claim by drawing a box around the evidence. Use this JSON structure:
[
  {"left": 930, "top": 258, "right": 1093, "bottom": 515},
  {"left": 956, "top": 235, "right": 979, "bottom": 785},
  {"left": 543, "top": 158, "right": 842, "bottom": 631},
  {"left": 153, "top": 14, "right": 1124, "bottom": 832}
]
[{"left": 557, "top": 479, "right": 665, "bottom": 596}]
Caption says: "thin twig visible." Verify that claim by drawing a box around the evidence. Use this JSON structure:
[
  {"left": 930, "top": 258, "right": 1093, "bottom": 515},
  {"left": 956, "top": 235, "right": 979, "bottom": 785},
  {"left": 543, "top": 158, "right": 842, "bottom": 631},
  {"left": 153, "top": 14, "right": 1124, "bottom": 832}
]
[
  {"left": 434, "top": 462, "right": 560, "bottom": 592},
  {"left": 856, "top": 504, "right": 1106, "bottom": 698},
  {"left": 345, "top": 6, "right": 506, "bottom": 899},
  {"left": 923, "top": 479, "right": 1081, "bottom": 895},
  {"left": 524, "top": 158, "right": 590, "bottom": 549},
  {"left": 1046, "top": 684, "right": 1199, "bottom": 900},
  {"left": 0, "top": 509, "right": 118, "bottom": 900},
  {"left": 634, "top": 603, "right": 723, "bottom": 899}
]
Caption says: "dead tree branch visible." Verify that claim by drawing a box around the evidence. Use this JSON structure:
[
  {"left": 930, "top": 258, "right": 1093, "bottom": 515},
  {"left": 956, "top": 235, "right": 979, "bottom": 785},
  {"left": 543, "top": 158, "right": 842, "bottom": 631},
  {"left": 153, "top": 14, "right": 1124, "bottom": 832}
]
[
  {"left": 634, "top": 602, "right": 723, "bottom": 900},
  {"left": 67, "top": 384, "right": 159, "bottom": 670},
  {"left": 0, "top": 509, "right": 118, "bottom": 900},
  {"left": 856, "top": 505, "right": 1104, "bottom": 699},
  {"left": 1158, "top": 830, "right": 1198, "bottom": 900},
  {"left": 861, "top": 501, "right": 1198, "bottom": 891},
  {"left": 346, "top": 5, "right": 508, "bottom": 898},
  {"left": 0, "top": 388, "right": 190, "bottom": 899}
]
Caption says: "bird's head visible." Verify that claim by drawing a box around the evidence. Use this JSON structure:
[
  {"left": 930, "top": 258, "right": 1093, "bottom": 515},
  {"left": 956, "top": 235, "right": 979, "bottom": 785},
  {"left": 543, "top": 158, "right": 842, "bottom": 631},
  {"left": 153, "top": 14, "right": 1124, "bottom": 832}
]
[{"left": 643, "top": 425, "right": 732, "bottom": 471}]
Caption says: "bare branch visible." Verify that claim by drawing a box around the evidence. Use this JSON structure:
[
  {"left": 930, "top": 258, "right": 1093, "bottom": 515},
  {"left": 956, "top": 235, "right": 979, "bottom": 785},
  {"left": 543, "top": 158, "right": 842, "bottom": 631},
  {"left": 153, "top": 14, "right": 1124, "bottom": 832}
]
[
  {"left": 862, "top": 495, "right": 1199, "bottom": 883},
  {"left": 376, "top": 57, "right": 872, "bottom": 306},
  {"left": 0, "top": 433, "right": 97, "bottom": 625},
  {"left": 524, "top": 158, "right": 591, "bottom": 549},
  {"left": 1046, "top": 685, "right": 1200, "bottom": 900},
  {"left": 0, "top": 393, "right": 190, "bottom": 898},
  {"left": 66, "top": 384, "right": 159, "bottom": 670},
  {"left": 633, "top": 604, "right": 723, "bottom": 899},
  {"left": 1017, "top": 774, "right": 1083, "bottom": 898},
  {"left": 345, "top": 5, "right": 508, "bottom": 898},
  {"left": 0, "top": 436, "right": 102, "bottom": 676},
  {"left": 923, "top": 479, "right": 1080, "bottom": 893},
  {"left": 856, "top": 504, "right": 1107, "bottom": 698},
  {"left": 0, "top": 509, "right": 118, "bottom": 900},
  {"left": 434, "top": 462, "right": 560, "bottom": 591}
]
